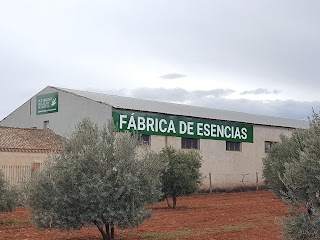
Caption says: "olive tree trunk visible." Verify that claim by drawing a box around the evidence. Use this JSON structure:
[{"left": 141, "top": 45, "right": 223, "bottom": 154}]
[
  {"left": 94, "top": 220, "right": 112, "bottom": 240},
  {"left": 165, "top": 195, "right": 177, "bottom": 208}
]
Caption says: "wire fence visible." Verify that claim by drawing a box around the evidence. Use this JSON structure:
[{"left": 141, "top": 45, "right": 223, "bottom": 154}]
[
  {"left": 207, "top": 171, "right": 267, "bottom": 193},
  {"left": 1, "top": 163, "right": 266, "bottom": 192}
]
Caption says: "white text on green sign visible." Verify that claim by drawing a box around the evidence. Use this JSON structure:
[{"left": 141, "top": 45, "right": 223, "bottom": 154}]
[
  {"left": 112, "top": 110, "right": 253, "bottom": 143},
  {"left": 36, "top": 92, "right": 59, "bottom": 115}
]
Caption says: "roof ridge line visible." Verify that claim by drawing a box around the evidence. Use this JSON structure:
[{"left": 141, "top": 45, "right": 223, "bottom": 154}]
[{"left": 51, "top": 86, "right": 113, "bottom": 108}]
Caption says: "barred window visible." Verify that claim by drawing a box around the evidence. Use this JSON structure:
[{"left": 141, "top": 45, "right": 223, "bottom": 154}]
[
  {"left": 181, "top": 138, "right": 200, "bottom": 149},
  {"left": 226, "top": 141, "right": 241, "bottom": 151},
  {"left": 139, "top": 134, "right": 151, "bottom": 145}
]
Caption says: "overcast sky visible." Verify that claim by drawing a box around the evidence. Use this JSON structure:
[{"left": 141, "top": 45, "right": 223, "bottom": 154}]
[{"left": 1, "top": 0, "right": 320, "bottom": 121}]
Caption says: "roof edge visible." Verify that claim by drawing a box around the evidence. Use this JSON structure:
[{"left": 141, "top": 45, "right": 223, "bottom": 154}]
[
  {"left": 0, "top": 148, "right": 62, "bottom": 153},
  {"left": 50, "top": 86, "right": 113, "bottom": 108}
]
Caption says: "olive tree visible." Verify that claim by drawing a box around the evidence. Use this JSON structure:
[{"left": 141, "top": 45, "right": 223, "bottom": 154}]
[
  {"left": 0, "top": 171, "right": 17, "bottom": 212},
  {"left": 263, "top": 111, "right": 320, "bottom": 239},
  {"left": 159, "top": 147, "right": 202, "bottom": 208},
  {"left": 28, "top": 119, "right": 163, "bottom": 240}
]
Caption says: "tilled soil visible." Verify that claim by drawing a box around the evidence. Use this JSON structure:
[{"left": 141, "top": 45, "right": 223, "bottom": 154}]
[{"left": 0, "top": 190, "right": 289, "bottom": 240}]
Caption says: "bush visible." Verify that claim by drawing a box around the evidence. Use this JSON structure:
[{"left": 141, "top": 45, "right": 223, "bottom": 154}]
[
  {"left": 28, "top": 119, "right": 163, "bottom": 240},
  {"left": 263, "top": 128, "right": 308, "bottom": 200},
  {"left": 0, "top": 171, "right": 17, "bottom": 212},
  {"left": 263, "top": 111, "right": 320, "bottom": 240},
  {"left": 159, "top": 147, "right": 202, "bottom": 208},
  {"left": 282, "top": 213, "right": 320, "bottom": 240}
]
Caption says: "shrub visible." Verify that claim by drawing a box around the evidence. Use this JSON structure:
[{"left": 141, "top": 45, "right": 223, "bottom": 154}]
[
  {"left": 0, "top": 171, "right": 17, "bottom": 212},
  {"left": 159, "top": 147, "right": 202, "bottom": 208},
  {"left": 263, "top": 111, "right": 320, "bottom": 240},
  {"left": 28, "top": 119, "right": 163, "bottom": 240}
]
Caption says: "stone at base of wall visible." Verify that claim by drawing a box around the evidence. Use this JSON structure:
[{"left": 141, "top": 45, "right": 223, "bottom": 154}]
[{"left": 198, "top": 184, "right": 268, "bottom": 194}]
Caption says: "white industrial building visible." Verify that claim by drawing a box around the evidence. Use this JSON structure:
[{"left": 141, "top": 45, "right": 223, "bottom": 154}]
[{"left": 0, "top": 86, "right": 308, "bottom": 189}]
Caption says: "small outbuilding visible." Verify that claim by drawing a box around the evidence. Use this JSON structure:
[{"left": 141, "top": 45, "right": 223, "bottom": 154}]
[{"left": 0, "top": 126, "right": 63, "bottom": 185}]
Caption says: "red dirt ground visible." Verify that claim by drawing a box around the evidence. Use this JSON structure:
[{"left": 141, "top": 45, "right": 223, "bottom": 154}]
[{"left": 0, "top": 190, "right": 289, "bottom": 240}]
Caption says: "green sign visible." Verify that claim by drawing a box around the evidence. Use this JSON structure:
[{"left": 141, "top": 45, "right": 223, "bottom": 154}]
[
  {"left": 36, "top": 92, "right": 59, "bottom": 115},
  {"left": 112, "top": 109, "right": 253, "bottom": 143}
]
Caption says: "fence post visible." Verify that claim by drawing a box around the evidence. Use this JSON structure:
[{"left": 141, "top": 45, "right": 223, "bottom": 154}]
[
  {"left": 209, "top": 172, "right": 212, "bottom": 194},
  {"left": 256, "top": 172, "right": 259, "bottom": 191}
]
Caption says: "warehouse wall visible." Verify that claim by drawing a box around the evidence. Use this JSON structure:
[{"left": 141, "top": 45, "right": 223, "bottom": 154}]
[
  {"left": 149, "top": 125, "right": 293, "bottom": 189},
  {"left": 0, "top": 87, "right": 112, "bottom": 137}
]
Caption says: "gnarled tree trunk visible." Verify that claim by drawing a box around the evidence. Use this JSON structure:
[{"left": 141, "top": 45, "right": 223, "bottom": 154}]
[
  {"left": 94, "top": 220, "right": 111, "bottom": 240},
  {"left": 165, "top": 195, "right": 177, "bottom": 208}
]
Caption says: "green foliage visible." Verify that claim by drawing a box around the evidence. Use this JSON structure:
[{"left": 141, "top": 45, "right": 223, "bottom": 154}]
[
  {"left": 0, "top": 171, "right": 17, "bottom": 212},
  {"left": 14, "top": 181, "right": 31, "bottom": 207},
  {"left": 159, "top": 147, "right": 202, "bottom": 208},
  {"left": 282, "top": 213, "right": 320, "bottom": 240},
  {"left": 0, "top": 218, "right": 30, "bottom": 226},
  {"left": 262, "top": 129, "right": 308, "bottom": 200},
  {"left": 28, "top": 119, "right": 163, "bottom": 240},
  {"left": 263, "top": 111, "right": 320, "bottom": 240}
]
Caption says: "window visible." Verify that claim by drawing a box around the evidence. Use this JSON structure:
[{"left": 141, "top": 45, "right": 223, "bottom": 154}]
[
  {"left": 31, "top": 162, "right": 42, "bottom": 176},
  {"left": 31, "top": 162, "right": 41, "bottom": 173},
  {"left": 181, "top": 138, "right": 200, "bottom": 149},
  {"left": 43, "top": 120, "right": 49, "bottom": 129},
  {"left": 265, "top": 141, "right": 277, "bottom": 153},
  {"left": 226, "top": 141, "right": 241, "bottom": 151},
  {"left": 138, "top": 134, "right": 151, "bottom": 145}
]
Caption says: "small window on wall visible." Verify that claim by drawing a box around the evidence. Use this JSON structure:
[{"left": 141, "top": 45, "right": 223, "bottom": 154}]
[
  {"left": 43, "top": 120, "right": 49, "bottom": 129},
  {"left": 226, "top": 141, "right": 241, "bottom": 151},
  {"left": 181, "top": 138, "right": 200, "bottom": 149},
  {"left": 31, "top": 162, "right": 41, "bottom": 173},
  {"left": 138, "top": 134, "right": 151, "bottom": 145},
  {"left": 265, "top": 141, "right": 277, "bottom": 153}
]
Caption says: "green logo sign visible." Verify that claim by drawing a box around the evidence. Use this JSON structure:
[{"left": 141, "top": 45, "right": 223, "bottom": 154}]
[
  {"left": 112, "top": 109, "right": 253, "bottom": 143},
  {"left": 36, "top": 92, "right": 59, "bottom": 115}
]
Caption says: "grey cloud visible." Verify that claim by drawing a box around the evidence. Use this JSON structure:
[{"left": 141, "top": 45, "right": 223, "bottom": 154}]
[
  {"left": 109, "top": 87, "right": 320, "bottom": 120},
  {"left": 240, "top": 88, "right": 281, "bottom": 95},
  {"left": 160, "top": 73, "right": 187, "bottom": 79},
  {"left": 192, "top": 89, "right": 235, "bottom": 98},
  {"left": 131, "top": 88, "right": 188, "bottom": 102},
  {"left": 187, "top": 97, "right": 320, "bottom": 120},
  {"left": 126, "top": 88, "right": 235, "bottom": 102}
]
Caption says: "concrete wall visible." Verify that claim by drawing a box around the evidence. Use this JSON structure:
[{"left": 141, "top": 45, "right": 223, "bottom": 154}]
[
  {"left": 0, "top": 87, "right": 112, "bottom": 137},
  {"left": 0, "top": 152, "right": 49, "bottom": 166},
  {"left": 149, "top": 125, "right": 293, "bottom": 189},
  {"left": 0, "top": 152, "right": 51, "bottom": 185}
]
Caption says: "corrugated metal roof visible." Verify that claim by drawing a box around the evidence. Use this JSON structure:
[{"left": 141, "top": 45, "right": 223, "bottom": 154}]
[
  {"left": 0, "top": 126, "right": 64, "bottom": 153},
  {"left": 53, "top": 86, "right": 309, "bottom": 129}
]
